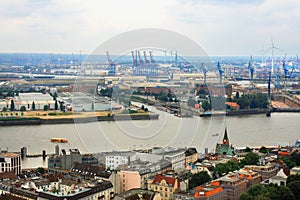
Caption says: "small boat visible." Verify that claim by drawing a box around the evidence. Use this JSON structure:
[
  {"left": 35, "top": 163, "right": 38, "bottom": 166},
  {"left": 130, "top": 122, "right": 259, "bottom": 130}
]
[{"left": 50, "top": 138, "right": 68, "bottom": 143}]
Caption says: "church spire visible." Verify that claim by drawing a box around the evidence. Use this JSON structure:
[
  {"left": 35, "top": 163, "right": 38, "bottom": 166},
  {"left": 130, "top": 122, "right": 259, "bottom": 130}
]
[{"left": 223, "top": 127, "right": 229, "bottom": 145}]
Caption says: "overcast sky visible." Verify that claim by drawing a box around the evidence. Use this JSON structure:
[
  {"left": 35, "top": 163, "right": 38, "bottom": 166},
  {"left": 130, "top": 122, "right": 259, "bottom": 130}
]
[{"left": 0, "top": 0, "right": 299, "bottom": 56}]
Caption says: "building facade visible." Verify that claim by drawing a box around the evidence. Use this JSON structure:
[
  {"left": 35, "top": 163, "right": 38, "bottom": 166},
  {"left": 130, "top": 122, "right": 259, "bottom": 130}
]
[
  {"left": 0, "top": 151, "right": 21, "bottom": 175},
  {"left": 97, "top": 151, "right": 136, "bottom": 170},
  {"left": 148, "top": 174, "right": 179, "bottom": 200},
  {"left": 118, "top": 160, "right": 172, "bottom": 193}
]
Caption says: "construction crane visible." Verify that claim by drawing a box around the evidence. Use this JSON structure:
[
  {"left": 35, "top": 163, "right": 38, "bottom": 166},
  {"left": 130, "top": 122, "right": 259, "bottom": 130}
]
[
  {"left": 106, "top": 51, "right": 116, "bottom": 75},
  {"left": 248, "top": 55, "right": 254, "bottom": 87},
  {"left": 217, "top": 62, "right": 224, "bottom": 84}
]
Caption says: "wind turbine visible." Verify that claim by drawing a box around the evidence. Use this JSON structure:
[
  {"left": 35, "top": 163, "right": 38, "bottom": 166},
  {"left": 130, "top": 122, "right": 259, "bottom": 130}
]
[{"left": 264, "top": 37, "right": 283, "bottom": 75}]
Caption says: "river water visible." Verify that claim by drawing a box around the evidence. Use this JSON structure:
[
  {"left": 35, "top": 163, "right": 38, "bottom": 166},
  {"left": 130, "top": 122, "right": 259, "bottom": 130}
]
[{"left": 1, "top": 105, "right": 300, "bottom": 168}]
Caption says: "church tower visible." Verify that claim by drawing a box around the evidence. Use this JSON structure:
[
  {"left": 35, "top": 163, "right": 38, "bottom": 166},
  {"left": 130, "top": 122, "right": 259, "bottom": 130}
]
[{"left": 222, "top": 127, "right": 229, "bottom": 145}]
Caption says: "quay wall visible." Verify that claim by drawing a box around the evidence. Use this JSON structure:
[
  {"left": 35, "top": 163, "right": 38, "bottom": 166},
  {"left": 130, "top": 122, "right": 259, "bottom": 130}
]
[{"left": 0, "top": 113, "right": 159, "bottom": 126}]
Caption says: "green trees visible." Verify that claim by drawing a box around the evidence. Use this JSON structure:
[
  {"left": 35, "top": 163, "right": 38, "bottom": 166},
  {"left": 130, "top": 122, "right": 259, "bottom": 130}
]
[
  {"left": 55, "top": 100, "right": 58, "bottom": 110},
  {"left": 240, "top": 152, "right": 260, "bottom": 166},
  {"left": 201, "top": 100, "right": 211, "bottom": 111},
  {"left": 235, "top": 93, "right": 268, "bottom": 109},
  {"left": 32, "top": 101, "right": 36, "bottom": 110},
  {"left": 10, "top": 99, "right": 15, "bottom": 111},
  {"left": 241, "top": 184, "right": 295, "bottom": 200},
  {"left": 37, "top": 167, "right": 45, "bottom": 174},
  {"left": 245, "top": 147, "right": 252, "bottom": 152},
  {"left": 20, "top": 106, "right": 26, "bottom": 111},
  {"left": 290, "top": 151, "right": 300, "bottom": 166},
  {"left": 287, "top": 181, "right": 300, "bottom": 199},
  {"left": 280, "top": 157, "right": 296, "bottom": 169},
  {"left": 213, "top": 160, "right": 240, "bottom": 178},
  {"left": 287, "top": 174, "right": 300, "bottom": 184},
  {"left": 189, "top": 171, "right": 211, "bottom": 189},
  {"left": 240, "top": 184, "right": 266, "bottom": 200},
  {"left": 279, "top": 151, "right": 300, "bottom": 169},
  {"left": 99, "top": 87, "right": 113, "bottom": 98},
  {"left": 52, "top": 92, "right": 58, "bottom": 100},
  {"left": 2, "top": 107, "right": 7, "bottom": 112},
  {"left": 43, "top": 105, "right": 49, "bottom": 111},
  {"left": 259, "top": 146, "right": 268, "bottom": 154}
]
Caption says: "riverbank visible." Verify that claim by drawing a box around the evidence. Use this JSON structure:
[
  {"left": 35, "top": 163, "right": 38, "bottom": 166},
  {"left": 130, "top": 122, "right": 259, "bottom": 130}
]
[
  {"left": 0, "top": 112, "right": 159, "bottom": 126},
  {"left": 199, "top": 109, "right": 267, "bottom": 117}
]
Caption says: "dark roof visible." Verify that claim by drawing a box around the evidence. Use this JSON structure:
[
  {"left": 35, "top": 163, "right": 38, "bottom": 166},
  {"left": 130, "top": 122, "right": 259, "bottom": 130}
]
[
  {"left": 125, "top": 193, "right": 153, "bottom": 200},
  {"left": 70, "top": 163, "right": 100, "bottom": 177},
  {"left": 96, "top": 171, "right": 111, "bottom": 179},
  {"left": 223, "top": 127, "right": 229, "bottom": 141},
  {"left": 185, "top": 148, "right": 197, "bottom": 156},
  {"left": 117, "top": 189, "right": 157, "bottom": 200},
  {"left": 0, "top": 193, "right": 25, "bottom": 200}
]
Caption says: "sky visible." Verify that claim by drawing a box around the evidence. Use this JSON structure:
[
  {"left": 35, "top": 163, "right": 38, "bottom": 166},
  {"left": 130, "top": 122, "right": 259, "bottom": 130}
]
[{"left": 0, "top": 0, "right": 299, "bottom": 56}]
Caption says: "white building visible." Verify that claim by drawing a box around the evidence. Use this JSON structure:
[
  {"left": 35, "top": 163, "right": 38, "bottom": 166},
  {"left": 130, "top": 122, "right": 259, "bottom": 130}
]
[
  {"left": 261, "top": 169, "right": 288, "bottom": 186},
  {"left": 1, "top": 93, "right": 55, "bottom": 111},
  {"left": 152, "top": 147, "right": 186, "bottom": 170},
  {"left": 98, "top": 151, "right": 137, "bottom": 170},
  {"left": 0, "top": 151, "right": 22, "bottom": 175}
]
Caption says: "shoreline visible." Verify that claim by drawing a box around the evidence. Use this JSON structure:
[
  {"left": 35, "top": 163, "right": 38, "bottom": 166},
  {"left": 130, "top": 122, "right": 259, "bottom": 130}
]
[
  {"left": 0, "top": 113, "right": 159, "bottom": 126},
  {"left": 199, "top": 109, "right": 268, "bottom": 117}
]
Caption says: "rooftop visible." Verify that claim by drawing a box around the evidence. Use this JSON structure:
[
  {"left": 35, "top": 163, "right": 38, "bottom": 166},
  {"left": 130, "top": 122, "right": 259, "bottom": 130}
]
[
  {"left": 116, "top": 188, "right": 158, "bottom": 200},
  {"left": 0, "top": 152, "right": 20, "bottom": 158},
  {"left": 152, "top": 174, "right": 177, "bottom": 186}
]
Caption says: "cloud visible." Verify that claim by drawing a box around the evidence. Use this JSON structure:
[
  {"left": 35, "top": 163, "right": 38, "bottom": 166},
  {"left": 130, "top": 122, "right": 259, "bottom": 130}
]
[{"left": 0, "top": 0, "right": 299, "bottom": 56}]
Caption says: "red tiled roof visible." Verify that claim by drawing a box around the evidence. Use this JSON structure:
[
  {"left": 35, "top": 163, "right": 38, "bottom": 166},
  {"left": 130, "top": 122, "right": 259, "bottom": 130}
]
[
  {"left": 0, "top": 171, "right": 16, "bottom": 180},
  {"left": 152, "top": 174, "right": 176, "bottom": 186},
  {"left": 225, "top": 102, "right": 239, "bottom": 109}
]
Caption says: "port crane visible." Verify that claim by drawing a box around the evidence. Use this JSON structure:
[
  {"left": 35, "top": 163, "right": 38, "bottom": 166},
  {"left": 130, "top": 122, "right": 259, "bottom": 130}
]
[
  {"left": 248, "top": 55, "right": 254, "bottom": 87},
  {"left": 283, "top": 54, "right": 298, "bottom": 84},
  {"left": 149, "top": 50, "right": 157, "bottom": 76},
  {"left": 106, "top": 51, "right": 116, "bottom": 75},
  {"left": 131, "top": 51, "right": 138, "bottom": 75},
  {"left": 201, "top": 62, "right": 207, "bottom": 83},
  {"left": 274, "top": 54, "right": 285, "bottom": 88},
  {"left": 217, "top": 62, "right": 224, "bottom": 84}
]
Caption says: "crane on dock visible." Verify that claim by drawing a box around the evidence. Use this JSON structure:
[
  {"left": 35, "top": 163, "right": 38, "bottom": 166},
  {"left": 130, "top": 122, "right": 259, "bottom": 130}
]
[
  {"left": 217, "top": 62, "right": 224, "bottom": 84},
  {"left": 201, "top": 62, "right": 207, "bottom": 83},
  {"left": 149, "top": 50, "right": 157, "bottom": 76},
  {"left": 248, "top": 55, "right": 254, "bottom": 87},
  {"left": 106, "top": 51, "right": 116, "bottom": 75}
]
